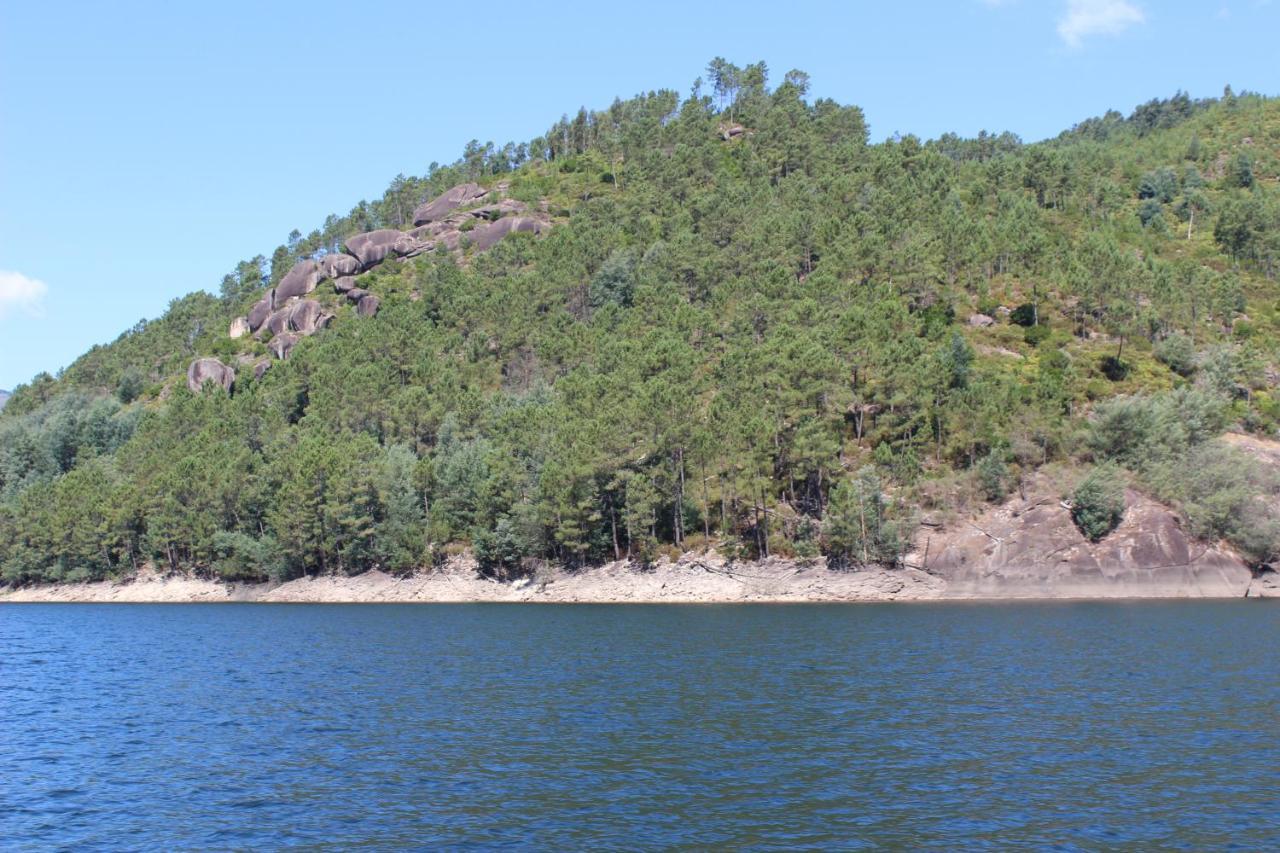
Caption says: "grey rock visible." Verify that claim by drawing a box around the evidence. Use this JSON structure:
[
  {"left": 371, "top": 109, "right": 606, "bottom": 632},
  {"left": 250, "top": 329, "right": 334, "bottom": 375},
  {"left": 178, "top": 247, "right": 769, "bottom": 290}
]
[
  {"left": 356, "top": 294, "right": 380, "bottom": 317},
  {"left": 229, "top": 317, "right": 250, "bottom": 339},
  {"left": 274, "top": 259, "right": 323, "bottom": 306},
  {"left": 333, "top": 276, "right": 358, "bottom": 293},
  {"left": 466, "top": 216, "right": 547, "bottom": 252},
  {"left": 287, "top": 299, "right": 332, "bottom": 335},
  {"left": 186, "top": 357, "right": 236, "bottom": 394},
  {"left": 968, "top": 313, "right": 995, "bottom": 328},
  {"left": 345, "top": 230, "right": 406, "bottom": 268},
  {"left": 268, "top": 332, "right": 300, "bottom": 360},
  {"left": 319, "top": 252, "right": 362, "bottom": 279},
  {"left": 412, "top": 182, "right": 487, "bottom": 226},
  {"left": 346, "top": 287, "right": 370, "bottom": 303},
  {"left": 252, "top": 359, "right": 272, "bottom": 381},
  {"left": 247, "top": 296, "right": 273, "bottom": 332},
  {"left": 263, "top": 306, "right": 293, "bottom": 337}
]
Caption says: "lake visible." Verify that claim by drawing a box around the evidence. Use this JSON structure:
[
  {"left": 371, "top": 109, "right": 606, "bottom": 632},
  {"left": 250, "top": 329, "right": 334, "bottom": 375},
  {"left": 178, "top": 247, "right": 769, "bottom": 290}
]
[{"left": 2, "top": 602, "right": 1278, "bottom": 849}]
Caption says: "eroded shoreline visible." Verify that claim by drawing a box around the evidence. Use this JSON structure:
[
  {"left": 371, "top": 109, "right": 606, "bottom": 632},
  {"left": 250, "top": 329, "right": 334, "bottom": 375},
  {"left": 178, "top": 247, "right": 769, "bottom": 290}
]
[{"left": 4, "top": 555, "right": 1277, "bottom": 603}]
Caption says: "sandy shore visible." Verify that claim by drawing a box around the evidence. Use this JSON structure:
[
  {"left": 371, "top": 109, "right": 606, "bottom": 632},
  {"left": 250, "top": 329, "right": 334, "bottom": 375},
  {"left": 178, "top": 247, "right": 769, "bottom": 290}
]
[{"left": 3, "top": 554, "right": 1277, "bottom": 603}]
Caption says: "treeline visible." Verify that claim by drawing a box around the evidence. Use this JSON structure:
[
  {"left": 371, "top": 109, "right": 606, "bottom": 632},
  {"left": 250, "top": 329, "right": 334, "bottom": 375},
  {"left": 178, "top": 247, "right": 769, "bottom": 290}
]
[{"left": 2, "top": 60, "right": 1278, "bottom": 584}]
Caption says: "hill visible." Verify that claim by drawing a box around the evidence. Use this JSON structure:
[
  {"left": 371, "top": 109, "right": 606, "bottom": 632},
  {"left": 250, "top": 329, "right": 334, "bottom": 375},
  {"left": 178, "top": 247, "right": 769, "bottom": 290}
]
[
  {"left": 0, "top": 391, "right": 9, "bottom": 410},
  {"left": 2, "top": 62, "right": 1278, "bottom": 587}
]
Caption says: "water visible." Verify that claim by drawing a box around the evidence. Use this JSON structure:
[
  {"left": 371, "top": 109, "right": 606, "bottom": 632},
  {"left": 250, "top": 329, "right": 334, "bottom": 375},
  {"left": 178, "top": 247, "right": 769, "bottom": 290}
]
[{"left": 1, "top": 603, "right": 1277, "bottom": 850}]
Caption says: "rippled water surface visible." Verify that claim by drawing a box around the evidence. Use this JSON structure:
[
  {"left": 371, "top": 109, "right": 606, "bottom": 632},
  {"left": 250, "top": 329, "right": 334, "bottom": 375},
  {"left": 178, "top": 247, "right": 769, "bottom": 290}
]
[{"left": 2, "top": 602, "right": 1278, "bottom": 849}]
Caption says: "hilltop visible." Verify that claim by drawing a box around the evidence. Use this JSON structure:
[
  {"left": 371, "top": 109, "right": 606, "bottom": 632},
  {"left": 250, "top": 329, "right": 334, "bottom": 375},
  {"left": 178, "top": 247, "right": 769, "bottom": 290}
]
[{"left": 1, "top": 62, "right": 1278, "bottom": 593}]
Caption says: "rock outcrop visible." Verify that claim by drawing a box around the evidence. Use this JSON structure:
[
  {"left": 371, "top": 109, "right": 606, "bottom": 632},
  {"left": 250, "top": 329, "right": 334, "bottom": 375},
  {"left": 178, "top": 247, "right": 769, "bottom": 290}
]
[
  {"left": 287, "top": 299, "right": 333, "bottom": 335},
  {"left": 319, "top": 252, "right": 361, "bottom": 279},
  {"left": 412, "top": 182, "right": 486, "bottom": 226},
  {"left": 914, "top": 479, "right": 1253, "bottom": 598},
  {"left": 246, "top": 296, "right": 272, "bottom": 332},
  {"left": 208, "top": 181, "right": 552, "bottom": 369},
  {"left": 273, "top": 259, "right": 323, "bottom": 305},
  {"left": 268, "top": 332, "right": 300, "bottom": 360},
  {"left": 345, "top": 230, "right": 408, "bottom": 268},
  {"left": 186, "top": 357, "right": 236, "bottom": 394},
  {"left": 466, "top": 216, "right": 545, "bottom": 252}
]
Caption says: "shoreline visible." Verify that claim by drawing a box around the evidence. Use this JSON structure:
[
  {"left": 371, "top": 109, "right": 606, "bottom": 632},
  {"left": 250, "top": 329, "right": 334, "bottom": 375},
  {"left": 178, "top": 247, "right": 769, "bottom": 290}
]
[{"left": 4, "top": 556, "right": 1277, "bottom": 604}]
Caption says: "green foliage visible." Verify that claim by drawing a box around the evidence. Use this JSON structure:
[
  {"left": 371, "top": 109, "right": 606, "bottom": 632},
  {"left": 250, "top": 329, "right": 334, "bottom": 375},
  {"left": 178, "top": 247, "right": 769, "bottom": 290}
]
[
  {"left": 2, "top": 64, "right": 1278, "bottom": 585},
  {"left": 1147, "top": 443, "right": 1280, "bottom": 566},
  {"left": 1071, "top": 464, "right": 1126, "bottom": 542},
  {"left": 1154, "top": 332, "right": 1197, "bottom": 376},
  {"left": 1010, "top": 303, "right": 1038, "bottom": 327},
  {"left": 976, "top": 450, "right": 1011, "bottom": 502},
  {"left": 824, "top": 469, "right": 910, "bottom": 569},
  {"left": 1023, "top": 324, "right": 1052, "bottom": 347}
]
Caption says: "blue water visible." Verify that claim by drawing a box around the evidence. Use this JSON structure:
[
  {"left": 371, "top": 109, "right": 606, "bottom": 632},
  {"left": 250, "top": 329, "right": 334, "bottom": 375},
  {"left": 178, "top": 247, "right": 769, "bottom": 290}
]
[{"left": 2, "top": 602, "right": 1278, "bottom": 850}]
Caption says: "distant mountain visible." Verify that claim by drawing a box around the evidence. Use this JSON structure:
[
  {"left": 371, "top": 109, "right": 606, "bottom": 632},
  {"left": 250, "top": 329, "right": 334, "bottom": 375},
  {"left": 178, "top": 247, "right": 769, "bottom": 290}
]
[{"left": 0, "top": 390, "right": 9, "bottom": 410}]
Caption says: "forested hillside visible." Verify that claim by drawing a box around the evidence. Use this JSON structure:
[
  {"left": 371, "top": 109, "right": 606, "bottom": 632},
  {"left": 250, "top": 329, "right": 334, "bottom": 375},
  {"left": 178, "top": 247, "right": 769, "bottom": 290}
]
[{"left": 3, "top": 61, "right": 1279, "bottom": 585}]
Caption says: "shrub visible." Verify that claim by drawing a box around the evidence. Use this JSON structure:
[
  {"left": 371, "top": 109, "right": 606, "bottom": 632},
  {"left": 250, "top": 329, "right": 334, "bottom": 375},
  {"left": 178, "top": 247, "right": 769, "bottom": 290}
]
[
  {"left": 1154, "top": 332, "right": 1197, "bottom": 377},
  {"left": 1071, "top": 464, "right": 1126, "bottom": 542},
  {"left": 1024, "top": 323, "right": 1052, "bottom": 347},
  {"left": 976, "top": 451, "right": 1011, "bottom": 503},
  {"left": 1100, "top": 356, "right": 1130, "bottom": 382},
  {"left": 1010, "top": 303, "right": 1038, "bottom": 327}
]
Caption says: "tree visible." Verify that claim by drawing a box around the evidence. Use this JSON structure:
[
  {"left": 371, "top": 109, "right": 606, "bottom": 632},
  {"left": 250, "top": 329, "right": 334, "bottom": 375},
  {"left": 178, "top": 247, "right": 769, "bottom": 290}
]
[{"left": 1071, "top": 464, "right": 1126, "bottom": 542}]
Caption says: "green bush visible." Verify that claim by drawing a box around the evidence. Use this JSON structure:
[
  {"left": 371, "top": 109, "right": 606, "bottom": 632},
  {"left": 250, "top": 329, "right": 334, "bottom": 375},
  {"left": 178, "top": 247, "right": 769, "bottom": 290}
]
[
  {"left": 976, "top": 451, "right": 1011, "bottom": 502},
  {"left": 1071, "top": 464, "right": 1126, "bottom": 542},
  {"left": 1010, "top": 303, "right": 1038, "bottom": 327},
  {"left": 1024, "top": 323, "right": 1052, "bottom": 347},
  {"left": 1154, "top": 332, "right": 1197, "bottom": 377},
  {"left": 1100, "top": 355, "right": 1130, "bottom": 382}
]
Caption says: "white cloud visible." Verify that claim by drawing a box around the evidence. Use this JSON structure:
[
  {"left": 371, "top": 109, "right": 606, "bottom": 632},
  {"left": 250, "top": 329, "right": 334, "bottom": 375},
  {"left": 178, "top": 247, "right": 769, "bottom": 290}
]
[
  {"left": 0, "top": 271, "right": 48, "bottom": 320},
  {"left": 1058, "top": 0, "right": 1146, "bottom": 47}
]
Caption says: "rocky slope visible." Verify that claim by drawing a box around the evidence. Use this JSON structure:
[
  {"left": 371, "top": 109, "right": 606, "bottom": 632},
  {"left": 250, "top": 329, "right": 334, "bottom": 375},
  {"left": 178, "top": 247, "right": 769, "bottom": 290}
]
[
  {"left": 188, "top": 180, "right": 551, "bottom": 392},
  {"left": 909, "top": 476, "right": 1272, "bottom": 598}
]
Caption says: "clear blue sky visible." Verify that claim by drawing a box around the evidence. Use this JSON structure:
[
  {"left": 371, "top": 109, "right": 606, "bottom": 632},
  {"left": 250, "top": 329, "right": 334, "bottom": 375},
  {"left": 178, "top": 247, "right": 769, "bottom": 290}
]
[{"left": 1, "top": 0, "right": 1277, "bottom": 391}]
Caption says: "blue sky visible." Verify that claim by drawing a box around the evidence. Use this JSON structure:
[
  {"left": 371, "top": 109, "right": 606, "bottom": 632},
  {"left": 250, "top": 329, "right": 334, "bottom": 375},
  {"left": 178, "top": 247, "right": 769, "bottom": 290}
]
[{"left": 1, "top": 0, "right": 1277, "bottom": 390}]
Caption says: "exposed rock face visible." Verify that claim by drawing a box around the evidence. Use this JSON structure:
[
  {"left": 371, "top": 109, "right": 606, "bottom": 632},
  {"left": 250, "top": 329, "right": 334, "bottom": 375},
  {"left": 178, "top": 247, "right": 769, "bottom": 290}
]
[
  {"left": 287, "top": 299, "right": 333, "bottom": 335},
  {"left": 252, "top": 359, "right": 272, "bottom": 381},
  {"left": 345, "top": 230, "right": 407, "bottom": 268},
  {"left": 466, "top": 216, "right": 546, "bottom": 252},
  {"left": 968, "top": 313, "right": 995, "bottom": 328},
  {"left": 319, "top": 253, "right": 361, "bottom": 279},
  {"left": 268, "top": 333, "right": 300, "bottom": 360},
  {"left": 412, "top": 182, "right": 486, "bottom": 226},
  {"left": 247, "top": 296, "right": 273, "bottom": 332},
  {"left": 274, "top": 259, "right": 323, "bottom": 305},
  {"left": 213, "top": 183, "right": 554, "bottom": 367},
  {"left": 262, "top": 306, "right": 293, "bottom": 337},
  {"left": 465, "top": 199, "right": 527, "bottom": 221},
  {"left": 915, "top": 480, "right": 1253, "bottom": 598},
  {"left": 186, "top": 358, "right": 235, "bottom": 394}
]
